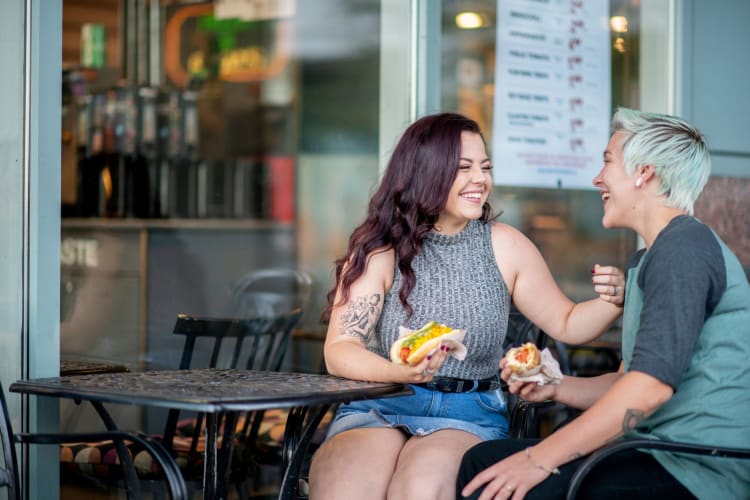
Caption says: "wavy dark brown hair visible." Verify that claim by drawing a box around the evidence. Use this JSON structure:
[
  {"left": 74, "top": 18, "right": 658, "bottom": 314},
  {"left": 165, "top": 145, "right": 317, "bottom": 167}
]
[{"left": 321, "top": 113, "right": 494, "bottom": 322}]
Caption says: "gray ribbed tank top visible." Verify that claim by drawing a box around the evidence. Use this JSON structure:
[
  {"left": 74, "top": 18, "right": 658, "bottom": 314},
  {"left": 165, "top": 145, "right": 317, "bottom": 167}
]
[{"left": 372, "top": 219, "right": 510, "bottom": 379}]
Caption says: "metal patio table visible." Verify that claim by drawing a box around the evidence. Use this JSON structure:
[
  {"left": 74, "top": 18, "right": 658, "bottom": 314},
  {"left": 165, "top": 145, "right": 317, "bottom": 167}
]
[{"left": 10, "top": 368, "right": 412, "bottom": 499}]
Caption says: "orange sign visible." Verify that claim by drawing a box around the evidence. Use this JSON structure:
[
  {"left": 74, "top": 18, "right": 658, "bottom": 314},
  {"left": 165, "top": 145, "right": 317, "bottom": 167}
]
[{"left": 164, "top": 3, "right": 291, "bottom": 88}]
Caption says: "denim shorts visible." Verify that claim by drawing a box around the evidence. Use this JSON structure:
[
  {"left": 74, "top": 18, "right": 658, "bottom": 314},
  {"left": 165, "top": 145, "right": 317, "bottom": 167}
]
[{"left": 325, "top": 384, "right": 509, "bottom": 441}]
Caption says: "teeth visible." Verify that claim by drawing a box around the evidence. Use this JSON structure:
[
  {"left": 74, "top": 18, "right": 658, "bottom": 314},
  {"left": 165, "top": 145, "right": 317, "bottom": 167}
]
[
  {"left": 601, "top": 193, "right": 610, "bottom": 200},
  {"left": 461, "top": 193, "right": 482, "bottom": 200}
]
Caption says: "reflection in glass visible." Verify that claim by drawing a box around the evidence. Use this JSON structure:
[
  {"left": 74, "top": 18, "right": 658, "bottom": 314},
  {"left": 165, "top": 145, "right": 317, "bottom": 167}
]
[{"left": 441, "top": 0, "right": 638, "bottom": 301}]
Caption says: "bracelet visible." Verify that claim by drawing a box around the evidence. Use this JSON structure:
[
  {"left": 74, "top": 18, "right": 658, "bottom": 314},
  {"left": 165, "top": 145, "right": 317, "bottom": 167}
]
[{"left": 525, "top": 447, "right": 560, "bottom": 475}]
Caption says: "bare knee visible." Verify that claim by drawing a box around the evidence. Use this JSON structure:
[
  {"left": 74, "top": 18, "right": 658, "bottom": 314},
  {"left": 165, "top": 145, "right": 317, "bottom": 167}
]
[
  {"left": 389, "top": 465, "right": 456, "bottom": 500},
  {"left": 309, "top": 429, "right": 406, "bottom": 500},
  {"left": 388, "top": 430, "right": 480, "bottom": 500}
]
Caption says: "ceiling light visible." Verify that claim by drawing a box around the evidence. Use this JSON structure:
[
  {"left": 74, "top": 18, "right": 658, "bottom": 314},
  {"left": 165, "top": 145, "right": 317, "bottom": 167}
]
[
  {"left": 456, "top": 12, "right": 484, "bottom": 29},
  {"left": 610, "top": 16, "right": 628, "bottom": 33}
]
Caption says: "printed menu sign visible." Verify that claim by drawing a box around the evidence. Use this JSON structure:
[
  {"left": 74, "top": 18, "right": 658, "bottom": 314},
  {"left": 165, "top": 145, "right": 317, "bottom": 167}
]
[{"left": 492, "top": 0, "right": 610, "bottom": 189}]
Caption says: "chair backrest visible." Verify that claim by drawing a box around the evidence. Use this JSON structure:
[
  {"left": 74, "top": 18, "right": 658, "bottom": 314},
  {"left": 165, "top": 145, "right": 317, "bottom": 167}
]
[
  {"left": 0, "top": 383, "right": 21, "bottom": 500},
  {"left": 161, "top": 308, "right": 304, "bottom": 462},
  {"left": 172, "top": 308, "right": 303, "bottom": 372},
  {"left": 502, "top": 306, "right": 561, "bottom": 439},
  {"left": 503, "top": 305, "right": 548, "bottom": 352},
  {"left": 228, "top": 268, "right": 313, "bottom": 319}
]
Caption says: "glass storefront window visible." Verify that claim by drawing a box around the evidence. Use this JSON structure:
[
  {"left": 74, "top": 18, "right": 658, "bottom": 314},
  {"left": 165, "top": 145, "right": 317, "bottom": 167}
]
[
  {"left": 59, "top": 1, "right": 383, "bottom": 442},
  {"left": 441, "top": 0, "right": 639, "bottom": 301}
]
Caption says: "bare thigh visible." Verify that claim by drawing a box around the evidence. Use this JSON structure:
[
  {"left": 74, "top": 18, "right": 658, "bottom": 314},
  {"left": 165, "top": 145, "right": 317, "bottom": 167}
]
[
  {"left": 308, "top": 427, "right": 408, "bottom": 500},
  {"left": 389, "top": 429, "right": 482, "bottom": 500}
]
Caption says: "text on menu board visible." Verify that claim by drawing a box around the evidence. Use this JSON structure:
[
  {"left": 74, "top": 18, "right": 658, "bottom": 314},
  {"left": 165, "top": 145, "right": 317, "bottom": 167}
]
[{"left": 492, "top": 0, "right": 610, "bottom": 189}]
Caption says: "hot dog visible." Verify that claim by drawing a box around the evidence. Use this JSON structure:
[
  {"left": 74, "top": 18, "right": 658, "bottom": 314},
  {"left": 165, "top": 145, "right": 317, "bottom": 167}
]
[
  {"left": 505, "top": 342, "right": 541, "bottom": 375},
  {"left": 389, "top": 321, "right": 456, "bottom": 365}
]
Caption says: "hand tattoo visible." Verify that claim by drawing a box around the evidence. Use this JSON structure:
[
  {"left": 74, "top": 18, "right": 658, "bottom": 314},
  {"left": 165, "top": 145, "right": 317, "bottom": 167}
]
[{"left": 339, "top": 294, "right": 381, "bottom": 344}]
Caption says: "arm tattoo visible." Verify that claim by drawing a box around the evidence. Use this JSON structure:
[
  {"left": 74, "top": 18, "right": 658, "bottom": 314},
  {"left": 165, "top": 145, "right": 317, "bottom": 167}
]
[
  {"left": 622, "top": 408, "right": 646, "bottom": 433},
  {"left": 339, "top": 294, "right": 382, "bottom": 344}
]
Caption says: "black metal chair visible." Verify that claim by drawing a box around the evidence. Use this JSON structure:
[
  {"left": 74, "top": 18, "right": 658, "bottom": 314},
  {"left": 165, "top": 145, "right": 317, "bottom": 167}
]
[
  {"left": 566, "top": 438, "right": 750, "bottom": 500},
  {"left": 503, "top": 306, "right": 561, "bottom": 439},
  {"left": 0, "top": 381, "right": 187, "bottom": 500},
  {"left": 229, "top": 268, "right": 314, "bottom": 320},
  {"left": 159, "top": 308, "right": 303, "bottom": 498},
  {"left": 229, "top": 268, "right": 316, "bottom": 374}
]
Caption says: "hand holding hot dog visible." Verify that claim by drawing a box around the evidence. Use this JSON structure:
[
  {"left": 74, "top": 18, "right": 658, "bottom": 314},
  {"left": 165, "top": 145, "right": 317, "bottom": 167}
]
[
  {"left": 500, "top": 356, "right": 558, "bottom": 402},
  {"left": 389, "top": 321, "right": 467, "bottom": 365},
  {"left": 389, "top": 321, "right": 468, "bottom": 383}
]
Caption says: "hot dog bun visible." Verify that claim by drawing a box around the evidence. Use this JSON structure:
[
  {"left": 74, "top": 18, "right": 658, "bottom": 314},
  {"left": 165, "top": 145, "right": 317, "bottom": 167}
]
[
  {"left": 505, "top": 342, "right": 541, "bottom": 375},
  {"left": 389, "top": 321, "right": 454, "bottom": 365}
]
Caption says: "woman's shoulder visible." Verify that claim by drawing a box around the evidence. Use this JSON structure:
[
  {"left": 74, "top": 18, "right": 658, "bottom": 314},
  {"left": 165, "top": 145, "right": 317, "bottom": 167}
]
[
  {"left": 342, "top": 246, "right": 395, "bottom": 295},
  {"left": 366, "top": 246, "right": 395, "bottom": 267},
  {"left": 489, "top": 221, "right": 534, "bottom": 249},
  {"left": 364, "top": 247, "right": 396, "bottom": 284}
]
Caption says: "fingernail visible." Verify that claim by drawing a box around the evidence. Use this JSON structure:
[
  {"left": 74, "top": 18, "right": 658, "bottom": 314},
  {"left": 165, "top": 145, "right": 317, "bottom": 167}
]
[
  {"left": 427, "top": 355, "right": 432, "bottom": 360},
  {"left": 591, "top": 266, "right": 596, "bottom": 274},
  {"left": 441, "top": 345, "right": 447, "bottom": 351}
]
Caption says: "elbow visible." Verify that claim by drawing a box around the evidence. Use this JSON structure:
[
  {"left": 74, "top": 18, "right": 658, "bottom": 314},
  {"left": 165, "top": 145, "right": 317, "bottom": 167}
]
[
  {"left": 640, "top": 380, "right": 674, "bottom": 416},
  {"left": 649, "top": 384, "right": 674, "bottom": 411},
  {"left": 323, "top": 358, "right": 341, "bottom": 377},
  {"left": 322, "top": 344, "right": 343, "bottom": 377},
  {"left": 621, "top": 371, "right": 675, "bottom": 418}
]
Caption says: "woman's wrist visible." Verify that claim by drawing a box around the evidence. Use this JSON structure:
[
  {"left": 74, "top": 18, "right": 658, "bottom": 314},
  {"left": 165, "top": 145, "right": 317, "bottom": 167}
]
[{"left": 525, "top": 446, "right": 560, "bottom": 476}]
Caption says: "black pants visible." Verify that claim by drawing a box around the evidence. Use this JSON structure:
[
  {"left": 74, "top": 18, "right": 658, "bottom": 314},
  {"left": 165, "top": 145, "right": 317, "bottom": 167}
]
[{"left": 456, "top": 439, "right": 696, "bottom": 500}]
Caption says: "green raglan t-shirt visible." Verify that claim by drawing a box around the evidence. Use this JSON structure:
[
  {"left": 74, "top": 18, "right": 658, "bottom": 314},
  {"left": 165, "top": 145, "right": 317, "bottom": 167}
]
[{"left": 621, "top": 216, "right": 750, "bottom": 499}]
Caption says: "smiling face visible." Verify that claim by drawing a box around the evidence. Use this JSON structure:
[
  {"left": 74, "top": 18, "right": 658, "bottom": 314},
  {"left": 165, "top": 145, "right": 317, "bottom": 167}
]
[
  {"left": 436, "top": 131, "right": 492, "bottom": 234},
  {"left": 593, "top": 130, "right": 639, "bottom": 229}
]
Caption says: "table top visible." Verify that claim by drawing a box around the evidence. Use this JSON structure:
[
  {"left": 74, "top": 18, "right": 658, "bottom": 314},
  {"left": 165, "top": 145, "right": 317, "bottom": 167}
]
[
  {"left": 10, "top": 368, "right": 412, "bottom": 413},
  {"left": 60, "top": 358, "right": 131, "bottom": 376}
]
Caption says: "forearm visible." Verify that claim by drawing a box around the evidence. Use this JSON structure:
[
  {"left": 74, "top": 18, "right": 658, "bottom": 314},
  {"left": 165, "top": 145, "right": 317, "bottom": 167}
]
[
  {"left": 558, "top": 298, "right": 622, "bottom": 344},
  {"left": 531, "top": 372, "right": 672, "bottom": 472},
  {"left": 324, "top": 341, "right": 401, "bottom": 383},
  {"left": 553, "top": 371, "right": 622, "bottom": 410}
]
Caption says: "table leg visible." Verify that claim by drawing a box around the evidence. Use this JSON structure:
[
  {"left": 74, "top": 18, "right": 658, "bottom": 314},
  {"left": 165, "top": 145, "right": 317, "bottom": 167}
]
[
  {"left": 204, "top": 413, "right": 218, "bottom": 499},
  {"left": 278, "top": 404, "right": 331, "bottom": 500},
  {"left": 217, "top": 411, "right": 239, "bottom": 499},
  {"left": 91, "top": 401, "right": 141, "bottom": 500}
]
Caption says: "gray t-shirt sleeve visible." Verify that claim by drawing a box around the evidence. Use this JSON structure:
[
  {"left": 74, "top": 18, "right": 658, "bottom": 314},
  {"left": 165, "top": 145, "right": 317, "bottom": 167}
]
[{"left": 629, "top": 217, "right": 726, "bottom": 389}]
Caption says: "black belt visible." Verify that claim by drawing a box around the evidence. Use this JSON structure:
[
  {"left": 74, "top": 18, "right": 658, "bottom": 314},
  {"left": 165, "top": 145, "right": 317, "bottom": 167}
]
[{"left": 420, "top": 376, "right": 500, "bottom": 393}]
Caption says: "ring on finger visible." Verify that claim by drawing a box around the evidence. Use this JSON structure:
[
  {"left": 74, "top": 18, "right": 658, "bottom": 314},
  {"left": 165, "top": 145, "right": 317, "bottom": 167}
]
[
  {"left": 422, "top": 368, "right": 433, "bottom": 376},
  {"left": 611, "top": 285, "right": 617, "bottom": 295}
]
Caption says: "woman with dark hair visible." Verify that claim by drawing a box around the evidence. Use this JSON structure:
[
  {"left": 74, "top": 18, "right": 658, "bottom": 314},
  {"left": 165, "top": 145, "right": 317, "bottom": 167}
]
[{"left": 308, "top": 113, "right": 625, "bottom": 500}]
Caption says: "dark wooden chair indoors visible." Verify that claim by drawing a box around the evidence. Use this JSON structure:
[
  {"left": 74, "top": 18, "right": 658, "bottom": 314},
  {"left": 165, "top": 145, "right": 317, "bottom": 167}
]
[
  {"left": 0, "top": 382, "right": 187, "bottom": 500},
  {"left": 160, "top": 308, "right": 303, "bottom": 499}
]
